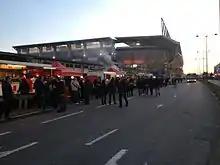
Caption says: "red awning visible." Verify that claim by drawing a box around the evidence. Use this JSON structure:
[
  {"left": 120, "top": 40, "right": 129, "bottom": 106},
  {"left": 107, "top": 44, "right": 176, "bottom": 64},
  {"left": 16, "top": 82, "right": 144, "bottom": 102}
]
[
  {"left": 61, "top": 71, "right": 83, "bottom": 77},
  {"left": 108, "top": 68, "right": 118, "bottom": 72},
  {"left": 52, "top": 60, "right": 66, "bottom": 69}
]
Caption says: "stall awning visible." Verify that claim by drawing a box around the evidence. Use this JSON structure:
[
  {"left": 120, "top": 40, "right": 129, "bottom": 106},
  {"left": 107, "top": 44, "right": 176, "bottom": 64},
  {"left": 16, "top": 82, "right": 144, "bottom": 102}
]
[
  {"left": 52, "top": 61, "right": 66, "bottom": 69},
  {"left": 108, "top": 67, "right": 118, "bottom": 72},
  {"left": 61, "top": 71, "right": 83, "bottom": 77}
]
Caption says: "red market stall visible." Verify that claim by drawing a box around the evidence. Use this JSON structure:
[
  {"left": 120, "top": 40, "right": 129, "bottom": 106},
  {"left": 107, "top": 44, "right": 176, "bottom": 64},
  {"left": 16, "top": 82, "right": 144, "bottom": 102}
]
[{"left": 52, "top": 61, "right": 83, "bottom": 77}]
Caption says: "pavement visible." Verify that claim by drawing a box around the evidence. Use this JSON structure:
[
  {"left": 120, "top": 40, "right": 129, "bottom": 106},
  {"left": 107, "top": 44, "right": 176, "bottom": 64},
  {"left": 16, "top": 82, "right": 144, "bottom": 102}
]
[
  {"left": 0, "top": 81, "right": 220, "bottom": 165},
  {"left": 208, "top": 80, "right": 220, "bottom": 87}
]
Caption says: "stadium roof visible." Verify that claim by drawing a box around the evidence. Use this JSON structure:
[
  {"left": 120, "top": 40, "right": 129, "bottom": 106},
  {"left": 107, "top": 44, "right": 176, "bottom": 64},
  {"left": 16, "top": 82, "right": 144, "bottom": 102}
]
[
  {"left": 13, "top": 37, "right": 114, "bottom": 49},
  {"left": 13, "top": 35, "right": 182, "bottom": 55},
  {"left": 115, "top": 35, "right": 182, "bottom": 55},
  {"left": 0, "top": 51, "right": 103, "bottom": 66}
]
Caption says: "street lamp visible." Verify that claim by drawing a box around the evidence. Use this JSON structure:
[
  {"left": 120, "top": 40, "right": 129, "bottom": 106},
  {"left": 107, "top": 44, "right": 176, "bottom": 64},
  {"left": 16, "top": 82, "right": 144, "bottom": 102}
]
[{"left": 196, "top": 33, "right": 218, "bottom": 73}]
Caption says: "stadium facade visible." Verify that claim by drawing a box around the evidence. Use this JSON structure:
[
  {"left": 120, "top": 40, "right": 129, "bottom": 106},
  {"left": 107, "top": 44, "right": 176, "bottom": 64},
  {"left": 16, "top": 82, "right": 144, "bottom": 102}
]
[{"left": 13, "top": 19, "right": 183, "bottom": 77}]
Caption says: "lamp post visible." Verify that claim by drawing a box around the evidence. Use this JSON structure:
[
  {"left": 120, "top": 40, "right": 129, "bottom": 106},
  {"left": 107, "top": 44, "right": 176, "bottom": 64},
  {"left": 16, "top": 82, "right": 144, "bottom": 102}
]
[
  {"left": 195, "top": 51, "right": 203, "bottom": 74},
  {"left": 196, "top": 33, "right": 218, "bottom": 73}
]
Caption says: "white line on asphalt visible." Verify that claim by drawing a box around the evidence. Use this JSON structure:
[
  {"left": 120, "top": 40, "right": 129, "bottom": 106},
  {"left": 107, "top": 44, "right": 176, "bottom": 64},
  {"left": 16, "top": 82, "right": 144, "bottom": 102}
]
[
  {"left": 143, "top": 162, "right": 148, "bottom": 165},
  {"left": 173, "top": 95, "right": 177, "bottom": 98},
  {"left": 85, "top": 129, "right": 118, "bottom": 146},
  {"left": 0, "top": 142, "right": 38, "bottom": 159},
  {"left": 105, "top": 149, "right": 128, "bottom": 165},
  {"left": 41, "top": 111, "right": 84, "bottom": 124},
  {"left": 96, "top": 105, "right": 106, "bottom": 109},
  {"left": 157, "top": 104, "right": 163, "bottom": 108},
  {"left": 12, "top": 111, "right": 40, "bottom": 118},
  {"left": 0, "top": 131, "right": 12, "bottom": 136},
  {"left": 128, "top": 97, "right": 135, "bottom": 100}
]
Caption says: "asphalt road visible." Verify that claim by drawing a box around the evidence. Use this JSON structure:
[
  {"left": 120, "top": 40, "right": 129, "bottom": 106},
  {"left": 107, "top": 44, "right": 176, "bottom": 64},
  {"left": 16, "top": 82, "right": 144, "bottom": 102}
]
[{"left": 0, "top": 81, "right": 220, "bottom": 165}]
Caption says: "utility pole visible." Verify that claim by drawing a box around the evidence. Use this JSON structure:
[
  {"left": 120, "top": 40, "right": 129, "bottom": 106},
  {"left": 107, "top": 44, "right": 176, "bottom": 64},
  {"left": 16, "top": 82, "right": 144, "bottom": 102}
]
[
  {"left": 202, "top": 51, "right": 205, "bottom": 74},
  {"left": 205, "top": 35, "right": 208, "bottom": 73}
]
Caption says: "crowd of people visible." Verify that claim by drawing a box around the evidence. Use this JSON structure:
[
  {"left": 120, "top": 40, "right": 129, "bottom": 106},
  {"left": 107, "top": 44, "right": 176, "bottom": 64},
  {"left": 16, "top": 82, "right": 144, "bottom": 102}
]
[{"left": 0, "top": 75, "right": 182, "bottom": 120}]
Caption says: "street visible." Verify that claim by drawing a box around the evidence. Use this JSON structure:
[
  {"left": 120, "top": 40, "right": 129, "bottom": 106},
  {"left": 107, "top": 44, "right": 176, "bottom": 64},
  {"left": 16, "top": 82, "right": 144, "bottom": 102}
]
[{"left": 0, "top": 81, "right": 220, "bottom": 165}]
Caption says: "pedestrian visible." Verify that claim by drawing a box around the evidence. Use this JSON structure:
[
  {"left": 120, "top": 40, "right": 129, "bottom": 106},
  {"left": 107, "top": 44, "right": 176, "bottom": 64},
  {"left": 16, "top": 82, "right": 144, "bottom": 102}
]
[
  {"left": 54, "top": 77, "right": 66, "bottom": 112},
  {"left": 118, "top": 77, "right": 128, "bottom": 108},
  {"left": 108, "top": 77, "right": 116, "bottom": 105},
  {"left": 100, "top": 79, "right": 107, "bottom": 105},
  {"left": 70, "top": 77, "right": 81, "bottom": 104},
  {"left": 34, "top": 76, "right": 47, "bottom": 111},
  {"left": 84, "top": 77, "right": 92, "bottom": 105},
  {"left": 0, "top": 76, "right": 13, "bottom": 120}
]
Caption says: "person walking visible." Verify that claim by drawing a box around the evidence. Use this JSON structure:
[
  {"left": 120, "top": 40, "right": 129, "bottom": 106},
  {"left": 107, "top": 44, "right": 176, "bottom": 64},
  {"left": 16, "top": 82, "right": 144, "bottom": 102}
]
[
  {"left": 108, "top": 77, "right": 116, "bottom": 105},
  {"left": 0, "top": 76, "right": 13, "bottom": 120},
  {"left": 70, "top": 77, "right": 81, "bottom": 104},
  {"left": 118, "top": 77, "right": 128, "bottom": 108}
]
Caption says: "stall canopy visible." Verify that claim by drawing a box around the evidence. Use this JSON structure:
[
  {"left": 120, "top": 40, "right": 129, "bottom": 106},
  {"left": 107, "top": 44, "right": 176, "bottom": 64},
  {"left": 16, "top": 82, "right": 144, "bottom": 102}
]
[{"left": 52, "top": 60, "right": 83, "bottom": 76}]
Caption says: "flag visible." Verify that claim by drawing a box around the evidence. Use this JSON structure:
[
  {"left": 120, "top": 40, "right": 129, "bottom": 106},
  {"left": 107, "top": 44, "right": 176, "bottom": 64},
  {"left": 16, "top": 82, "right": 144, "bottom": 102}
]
[{"left": 161, "top": 18, "right": 171, "bottom": 38}]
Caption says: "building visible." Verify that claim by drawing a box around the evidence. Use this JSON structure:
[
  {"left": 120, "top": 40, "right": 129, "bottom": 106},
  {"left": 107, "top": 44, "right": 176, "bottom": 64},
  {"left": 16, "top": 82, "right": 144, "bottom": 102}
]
[
  {"left": 13, "top": 37, "right": 115, "bottom": 69},
  {"left": 13, "top": 35, "right": 183, "bottom": 77},
  {"left": 114, "top": 36, "right": 183, "bottom": 76}
]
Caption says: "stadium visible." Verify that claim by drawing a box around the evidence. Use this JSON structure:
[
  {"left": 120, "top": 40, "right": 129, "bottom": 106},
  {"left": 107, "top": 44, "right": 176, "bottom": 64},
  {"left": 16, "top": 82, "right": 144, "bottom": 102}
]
[{"left": 13, "top": 19, "right": 183, "bottom": 77}]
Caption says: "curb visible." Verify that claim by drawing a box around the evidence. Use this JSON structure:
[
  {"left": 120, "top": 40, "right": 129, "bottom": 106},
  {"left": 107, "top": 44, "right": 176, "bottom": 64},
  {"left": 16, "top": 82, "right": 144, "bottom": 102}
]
[
  {"left": 0, "top": 109, "right": 54, "bottom": 123},
  {"left": 202, "top": 81, "right": 220, "bottom": 165}
]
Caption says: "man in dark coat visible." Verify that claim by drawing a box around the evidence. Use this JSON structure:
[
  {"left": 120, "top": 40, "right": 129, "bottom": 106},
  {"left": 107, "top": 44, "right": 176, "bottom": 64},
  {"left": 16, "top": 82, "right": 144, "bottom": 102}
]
[
  {"left": 118, "top": 77, "right": 128, "bottom": 108},
  {"left": 83, "top": 77, "right": 92, "bottom": 105},
  {"left": 0, "top": 76, "right": 13, "bottom": 120},
  {"left": 108, "top": 77, "right": 116, "bottom": 105}
]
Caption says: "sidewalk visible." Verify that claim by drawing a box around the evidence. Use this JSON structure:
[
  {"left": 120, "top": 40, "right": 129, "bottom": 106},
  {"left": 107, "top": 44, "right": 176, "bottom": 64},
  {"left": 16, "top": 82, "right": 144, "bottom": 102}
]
[
  {"left": 203, "top": 80, "right": 220, "bottom": 165},
  {"left": 1, "top": 99, "right": 99, "bottom": 122},
  {"left": 208, "top": 80, "right": 220, "bottom": 87}
]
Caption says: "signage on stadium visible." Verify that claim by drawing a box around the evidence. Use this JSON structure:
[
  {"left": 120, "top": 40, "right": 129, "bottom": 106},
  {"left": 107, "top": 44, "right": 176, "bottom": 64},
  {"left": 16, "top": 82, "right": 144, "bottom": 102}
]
[
  {"left": 123, "top": 60, "right": 145, "bottom": 64},
  {"left": 0, "top": 64, "right": 26, "bottom": 70}
]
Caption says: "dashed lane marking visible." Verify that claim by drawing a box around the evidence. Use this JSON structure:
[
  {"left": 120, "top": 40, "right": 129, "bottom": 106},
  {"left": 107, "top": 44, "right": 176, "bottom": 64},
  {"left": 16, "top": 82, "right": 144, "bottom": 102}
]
[
  {"left": 41, "top": 111, "right": 84, "bottom": 124},
  {"left": 0, "top": 131, "right": 12, "bottom": 136},
  {"left": 174, "top": 95, "right": 177, "bottom": 98},
  {"left": 157, "top": 104, "right": 163, "bottom": 108},
  {"left": 105, "top": 149, "right": 128, "bottom": 165},
  {"left": 0, "top": 142, "right": 38, "bottom": 159},
  {"left": 85, "top": 129, "right": 118, "bottom": 146}
]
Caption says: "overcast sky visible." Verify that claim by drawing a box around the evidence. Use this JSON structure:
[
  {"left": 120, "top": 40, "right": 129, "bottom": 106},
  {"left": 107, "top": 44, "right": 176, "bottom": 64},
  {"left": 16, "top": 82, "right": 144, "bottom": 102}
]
[{"left": 0, "top": 0, "right": 219, "bottom": 73}]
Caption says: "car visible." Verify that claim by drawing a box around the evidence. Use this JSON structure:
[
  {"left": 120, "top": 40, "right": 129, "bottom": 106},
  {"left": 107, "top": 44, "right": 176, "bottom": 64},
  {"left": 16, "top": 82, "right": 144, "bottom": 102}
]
[{"left": 187, "top": 79, "right": 197, "bottom": 83}]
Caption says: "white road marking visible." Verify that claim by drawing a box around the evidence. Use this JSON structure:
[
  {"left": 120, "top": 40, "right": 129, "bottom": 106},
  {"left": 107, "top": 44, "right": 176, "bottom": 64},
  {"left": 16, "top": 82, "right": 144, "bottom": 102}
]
[
  {"left": 157, "top": 104, "right": 163, "bottom": 108},
  {"left": 143, "top": 162, "right": 148, "bottom": 165},
  {"left": 96, "top": 105, "right": 107, "bottom": 109},
  {"left": 41, "top": 111, "right": 84, "bottom": 124},
  {"left": 12, "top": 111, "right": 40, "bottom": 118},
  {"left": 85, "top": 129, "right": 118, "bottom": 146},
  {"left": 173, "top": 95, "right": 177, "bottom": 98},
  {"left": 128, "top": 97, "right": 135, "bottom": 100},
  {"left": 0, "top": 142, "right": 38, "bottom": 159},
  {"left": 0, "top": 131, "right": 12, "bottom": 136},
  {"left": 105, "top": 149, "right": 128, "bottom": 165}
]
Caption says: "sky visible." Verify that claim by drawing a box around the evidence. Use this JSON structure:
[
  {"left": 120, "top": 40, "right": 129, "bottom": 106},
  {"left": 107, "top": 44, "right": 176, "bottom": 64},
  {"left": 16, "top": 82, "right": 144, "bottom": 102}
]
[{"left": 0, "top": 0, "right": 219, "bottom": 73}]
